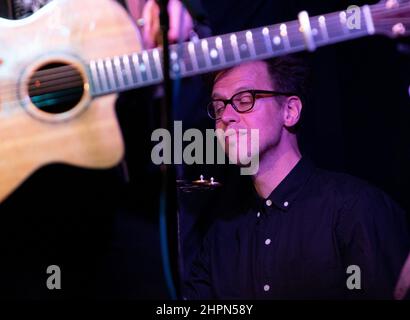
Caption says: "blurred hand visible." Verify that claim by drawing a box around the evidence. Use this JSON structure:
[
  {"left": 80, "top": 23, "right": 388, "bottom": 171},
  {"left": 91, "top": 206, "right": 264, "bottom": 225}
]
[
  {"left": 395, "top": 252, "right": 410, "bottom": 300},
  {"left": 141, "top": 0, "right": 194, "bottom": 49}
]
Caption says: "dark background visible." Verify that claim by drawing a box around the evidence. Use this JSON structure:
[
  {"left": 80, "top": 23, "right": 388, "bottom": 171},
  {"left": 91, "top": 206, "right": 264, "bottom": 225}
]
[{"left": 0, "top": 0, "right": 409, "bottom": 299}]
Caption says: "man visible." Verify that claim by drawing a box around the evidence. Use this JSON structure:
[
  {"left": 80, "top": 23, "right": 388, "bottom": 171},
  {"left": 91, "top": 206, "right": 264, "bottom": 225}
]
[{"left": 184, "top": 57, "right": 410, "bottom": 299}]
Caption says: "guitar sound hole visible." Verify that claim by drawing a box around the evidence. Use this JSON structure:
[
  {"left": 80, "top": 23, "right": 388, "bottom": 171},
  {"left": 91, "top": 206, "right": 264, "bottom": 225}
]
[{"left": 28, "top": 62, "right": 84, "bottom": 114}]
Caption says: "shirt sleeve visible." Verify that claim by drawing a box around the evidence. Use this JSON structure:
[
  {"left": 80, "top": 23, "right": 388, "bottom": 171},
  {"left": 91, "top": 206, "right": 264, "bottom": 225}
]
[{"left": 336, "top": 184, "right": 410, "bottom": 299}]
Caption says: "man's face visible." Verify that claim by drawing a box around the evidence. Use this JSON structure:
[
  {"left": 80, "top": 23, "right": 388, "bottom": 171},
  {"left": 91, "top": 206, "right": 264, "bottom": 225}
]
[{"left": 212, "top": 61, "right": 286, "bottom": 167}]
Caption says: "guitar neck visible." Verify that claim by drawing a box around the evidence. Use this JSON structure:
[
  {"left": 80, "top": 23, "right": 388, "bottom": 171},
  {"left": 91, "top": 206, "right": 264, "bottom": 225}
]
[{"left": 87, "top": 4, "right": 376, "bottom": 97}]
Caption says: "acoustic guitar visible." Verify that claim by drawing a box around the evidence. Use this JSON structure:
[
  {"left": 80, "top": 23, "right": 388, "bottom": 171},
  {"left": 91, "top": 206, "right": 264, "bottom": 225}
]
[{"left": 0, "top": 0, "right": 409, "bottom": 203}]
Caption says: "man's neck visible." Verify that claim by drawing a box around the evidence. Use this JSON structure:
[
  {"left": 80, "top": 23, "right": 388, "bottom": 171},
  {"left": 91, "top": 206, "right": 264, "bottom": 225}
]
[{"left": 252, "top": 144, "right": 301, "bottom": 199}]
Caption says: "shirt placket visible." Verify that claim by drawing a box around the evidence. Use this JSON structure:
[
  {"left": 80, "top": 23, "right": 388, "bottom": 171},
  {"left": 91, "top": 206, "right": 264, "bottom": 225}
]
[{"left": 259, "top": 198, "right": 278, "bottom": 298}]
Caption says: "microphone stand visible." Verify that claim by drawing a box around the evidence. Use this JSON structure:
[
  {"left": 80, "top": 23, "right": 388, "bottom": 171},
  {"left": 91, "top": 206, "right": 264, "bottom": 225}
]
[
  {"left": 156, "top": 0, "right": 212, "bottom": 300},
  {"left": 156, "top": 0, "right": 180, "bottom": 300}
]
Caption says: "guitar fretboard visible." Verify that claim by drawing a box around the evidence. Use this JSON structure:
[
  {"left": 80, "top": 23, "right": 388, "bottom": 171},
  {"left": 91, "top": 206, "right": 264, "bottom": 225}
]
[{"left": 87, "top": 5, "right": 375, "bottom": 97}]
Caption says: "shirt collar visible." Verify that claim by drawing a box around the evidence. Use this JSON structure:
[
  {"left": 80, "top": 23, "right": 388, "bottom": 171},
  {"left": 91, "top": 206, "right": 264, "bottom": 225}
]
[{"left": 253, "top": 157, "right": 315, "bottom": 212}]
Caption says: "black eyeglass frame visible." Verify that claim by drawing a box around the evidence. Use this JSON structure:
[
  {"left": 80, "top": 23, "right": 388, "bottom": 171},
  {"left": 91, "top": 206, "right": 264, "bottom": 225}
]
[{"left": 207, "top": 89, "right": 296, "bottom": 120}]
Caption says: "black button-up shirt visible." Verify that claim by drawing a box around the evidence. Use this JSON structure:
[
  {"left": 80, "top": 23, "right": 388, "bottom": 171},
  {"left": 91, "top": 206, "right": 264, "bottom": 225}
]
[{"left": 185, "top": 158, "right": 410, "bottom": 299}]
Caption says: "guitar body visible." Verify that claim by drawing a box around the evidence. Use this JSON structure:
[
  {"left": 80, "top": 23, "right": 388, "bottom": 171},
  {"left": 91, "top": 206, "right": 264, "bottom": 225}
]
[{"left": 0, "top": 0, "right": 142, "bottom": 202}]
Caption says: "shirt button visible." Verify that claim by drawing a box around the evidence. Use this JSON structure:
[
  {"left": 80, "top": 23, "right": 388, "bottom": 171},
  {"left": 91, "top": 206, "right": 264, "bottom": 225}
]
[
  {"left": 265, "top": 238, "right": 271, "bottom": 245},
  {"left": 263, "top": 284, "right": 270, "bottom": 292},
  {"left": 284, "top": 201, "right": 289, "bottom": 207},
  {"left": 266, "top": 199, "right": 272, "bottom": 207},
  {"left": 257, "top": 212, "right": 260, "bottom": 218}
]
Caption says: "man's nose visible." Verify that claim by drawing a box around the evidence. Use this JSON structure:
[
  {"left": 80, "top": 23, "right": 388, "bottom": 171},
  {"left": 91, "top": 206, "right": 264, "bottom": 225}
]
[{"left": 221, "top": 103, "right": 240, "bottom": 124}]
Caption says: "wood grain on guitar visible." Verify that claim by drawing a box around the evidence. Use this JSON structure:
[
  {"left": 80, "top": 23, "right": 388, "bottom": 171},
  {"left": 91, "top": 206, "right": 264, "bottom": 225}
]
[{"left": 0, "top": 0, "right": 409, "bottom": 203}]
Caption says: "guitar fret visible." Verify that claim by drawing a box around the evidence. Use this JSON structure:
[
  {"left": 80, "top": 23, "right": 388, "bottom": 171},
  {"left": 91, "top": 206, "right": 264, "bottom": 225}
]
[
  {"left": 105, "top": 59, "right": 116, "bottom": 90},
  {"left": 215, "top": 37, "right": 226, "bottom": 64},
  {"left": 194, "top": 41, "right": 207, "bottom": 69},
  {"left": 201, "top": 39, "right": 212, "bottom": 68},
  {"left": 269, "top": 28, "right": 286, "bottom": 53},
  {"left": 229, "top": 34, "right": 240, "bottom": 61},
  {"left": 188, "top": 42, "right": 199, "bottom": 71},
  {"left": 307, "top": 16, "right": 323, "bottom": 45},
  {"left": 339, "top": 11, "right": 349, "bottom": 34},
  {"left": 245, "top": 31, "right": 257, "bottom": 57},
  {"left": 179, "top": 56, "right": 187, "bottom": 74},
  {"left": 218, "top": 35, "right": 232, "bottom": 63},
  {"left": 262, "top": 27, "right": 274, "bottom": 53},
  {"left": 142, "top": 51, "right": 152, "bottom": 81},
  {"left": 149, "top": 51, "right": 161, "bottom": 80},
  {"left": 122, "top": 54, "right": 134, "bottom": 86},
  {"left": 179, "top": 56, "right": 188, "bottom": 74},
  {"left": 170, "top": 49, "right": 180, "bottom": 75},
  {"left": 171, "top": 46, "right": 189, "bottom": 75},
  {"left": 97, "top": 59, "right": 109, "bottom": 92},
  {"left": 131, "top": 53, "right": 142, "bottom": 83},
  {"left": 325, "top": 13, "right": 346, "bottom": 40},
  {"left": 138, "top": 54, "right": 149, "bottom": 81},
  {"left": 89, "top": 60, "right": 101, "bottom": 94},
  {"left": 113, "top": 56, "right": 125, "bottom": 88},
  {"left": 236, "top": 32, "right": 252, "bottom": 60},
  {"left": 152, "top": 48, "right": 163, "bottom": 79},
  {"left": 279, "top": 24, "right": 291, "bottom": 49},
  {"left": 298, "top": 11, "right": 316, "bottom": 51},
  {"left": 251, "top": 29, "right": 266, "bottom": 56},
  {"left": 318, "top": 15, "right": 329, "bottom": 41},
  {"left": 362, "top": 5, "right": 375, "bottom": 35},
  {"left": 201, "top": 38, "right": 221, "bottom": 68},
  {"left": 179, "top": 45, "right": 193, "bottom": 72}
]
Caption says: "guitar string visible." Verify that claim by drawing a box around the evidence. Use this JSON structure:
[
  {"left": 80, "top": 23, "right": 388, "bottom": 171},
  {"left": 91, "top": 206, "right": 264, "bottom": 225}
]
[
  {"left": 2, "top": 18, "right": 407, "bottom": 90},
  {"left": 1, "top": 18, "right": 407, "bottom": 103},
  {"left": 0, "top": 6, "right": 408, "bottom": 110},
  {"left": 0, "top": 1, "right": 406, "bottom": 94},
  {"left": 0, "top": 20, "right": 379, "bottom": 95}
]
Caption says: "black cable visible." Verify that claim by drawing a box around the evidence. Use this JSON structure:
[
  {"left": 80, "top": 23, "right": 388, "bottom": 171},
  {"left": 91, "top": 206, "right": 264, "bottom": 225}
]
[{"left": 157, "top": 0, "right": 180, "bottom": 300}]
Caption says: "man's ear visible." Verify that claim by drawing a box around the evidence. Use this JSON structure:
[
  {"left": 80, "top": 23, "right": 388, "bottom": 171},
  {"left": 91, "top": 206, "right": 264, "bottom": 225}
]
[{"left": 283, "top": 96, "right": 302, "bottom": 128}]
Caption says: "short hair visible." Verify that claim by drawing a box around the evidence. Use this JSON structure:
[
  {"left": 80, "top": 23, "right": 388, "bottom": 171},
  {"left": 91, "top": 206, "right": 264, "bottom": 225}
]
[
  {"left": 207, "top": 54, "right": 310, "bottom": 104},
  {"left": 264, "top": 54, "right": 310, "bottom": 106},
  {"left": 205, "top": 54, "right": 310, "bottom": 131}
]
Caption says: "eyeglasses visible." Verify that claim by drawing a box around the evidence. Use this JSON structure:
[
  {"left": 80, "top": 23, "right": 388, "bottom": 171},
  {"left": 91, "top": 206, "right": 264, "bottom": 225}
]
[{"left": 207, "top": 89, "right": 295, "bottom": 120}]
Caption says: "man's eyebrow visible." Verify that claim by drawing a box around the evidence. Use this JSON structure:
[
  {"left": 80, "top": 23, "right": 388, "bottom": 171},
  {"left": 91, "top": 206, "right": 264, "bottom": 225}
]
[
  {"left": 211, "top": 92, "right": 224, "bottom": 99},
  {"left": 211, "top": 87, "right": 254, "bottom": 99}
]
